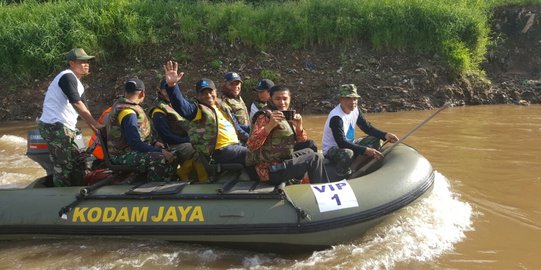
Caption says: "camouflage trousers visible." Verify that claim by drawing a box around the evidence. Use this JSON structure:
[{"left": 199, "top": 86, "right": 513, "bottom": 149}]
[
  {"left": 325, "top": 136, "right": 381, "bottom": 176},
  {"left": 38, "top": 122, "right": 85, "bottom": 187},
  {"left": 110, "top": 151, "right": 178, "bottom": 182}
]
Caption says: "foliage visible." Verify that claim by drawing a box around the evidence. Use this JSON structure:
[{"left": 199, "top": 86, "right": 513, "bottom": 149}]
[{"left": 0, "top": 0, "right": 538, "bottom": 84}]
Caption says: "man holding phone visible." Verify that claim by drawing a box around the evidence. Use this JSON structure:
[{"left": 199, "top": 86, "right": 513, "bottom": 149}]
[{"left": 246, "top": 85, "right": 329, "bottom": 185}]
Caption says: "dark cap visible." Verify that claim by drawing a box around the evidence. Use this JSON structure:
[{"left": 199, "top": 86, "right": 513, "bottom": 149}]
[
  {"left": 66, "top": 48, "right": 95, "bottom": 61},
  {"left": 196, "top": 78, "right": 217, "bottom": 92},
  {"left": 225, "top": 72, "right": 242, "bottom": 82},
  {"left": 255, "top": 79, "right": 275, "bottom": 91},
  {"left": 125, "top": 78, "right": 145, "bottom": 93}
]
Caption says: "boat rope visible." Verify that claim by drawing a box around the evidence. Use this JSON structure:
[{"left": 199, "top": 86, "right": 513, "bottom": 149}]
[
  {"left": 58, "top": 175, "right": 115, "bottom": 219},
  {"left": 277, "top": 183, "right": 311, "bottom": 223}
]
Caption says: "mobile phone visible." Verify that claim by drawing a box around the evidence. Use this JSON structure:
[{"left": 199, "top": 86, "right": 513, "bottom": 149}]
[{"left": 281, "top": 110, "right": 296, "bottom": 121}]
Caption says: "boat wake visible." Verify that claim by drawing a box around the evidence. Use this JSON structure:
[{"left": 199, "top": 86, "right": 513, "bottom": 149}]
[
  {"left": 0, "top": 135, "right": 44, "bottom": 188},
  {"left": 286, "top": 171, "right": 473, "bottom": 270}
]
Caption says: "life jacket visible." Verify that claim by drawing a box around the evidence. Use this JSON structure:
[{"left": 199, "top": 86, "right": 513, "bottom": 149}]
[
  {"left": 86, "top": 106, "right": 112, "bottom": 160},
  {"left": 246, "top": 106, "right": 296, "bottom": 166},
  {"left": 220, "top": 94, "right": 250, "bottom": 126},
  {"left": 189, "top": 101, "right": 236, "bottom": 159},
  {"left": 106, "top": 97, "right": 151, "bottom": 156},
  {"left": 150, "top": 99, "right": 190, "bottom": 140}
]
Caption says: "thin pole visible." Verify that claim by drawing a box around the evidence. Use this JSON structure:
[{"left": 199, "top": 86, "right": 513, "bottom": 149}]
[{"left": 349, "top": 103, "right": 450, "bottom": 179}]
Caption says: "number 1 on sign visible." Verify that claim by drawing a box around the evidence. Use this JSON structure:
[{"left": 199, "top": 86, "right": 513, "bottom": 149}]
[
  {"left": 331, "top": 193, "right": 341, "bottom": 206},
  {"left": 311, "top": 180, "right": 358, "bottom": 212}
]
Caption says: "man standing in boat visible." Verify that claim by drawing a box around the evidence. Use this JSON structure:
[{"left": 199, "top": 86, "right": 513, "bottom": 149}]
[
  {"left": 247, "top": 85, "right": 330, "bottom": 185},
  {"left": 106, "top": 78, "right": 178, "bottom": 182},
  {"left": 322, "top": 84, "right": 399, "bottom": 177},
  {"left": 220, "top": 72, "right": 251, "bottom": 126},
  {"left": 38, "top": 48, "right": 103, "bottom": 187}
]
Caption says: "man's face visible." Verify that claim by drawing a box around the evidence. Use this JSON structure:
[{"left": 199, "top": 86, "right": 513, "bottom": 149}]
[
  {"left": 158, "top": 88, "right": 170, "bottom": 102},
  {"left": 271, "top": 90, "right": 291, "bottom": 111},
  {"left": 69, "top": 60, "right": 90, "bottom": 77},
  {"left": 198, "top": 88, "right": 218, "bottom": 106},
  {"left": 257, "top": 90, "right": 270, "bottom": 102},
  {"left": 339, "top": 97, "right": 358, "bottom": 114},
  {"left": 224, "top": 80, "right": 242, "bottom": 97}
]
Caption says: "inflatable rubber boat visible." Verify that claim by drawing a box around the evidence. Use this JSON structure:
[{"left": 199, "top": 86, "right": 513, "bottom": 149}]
[{"left": 0, "top": 131, "right": 434, "bottom": 252}]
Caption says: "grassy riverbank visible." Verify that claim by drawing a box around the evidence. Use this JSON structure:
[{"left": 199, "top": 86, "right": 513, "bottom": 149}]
[{"left": 0, "top": 0, "right": 537, "bottom": 85}]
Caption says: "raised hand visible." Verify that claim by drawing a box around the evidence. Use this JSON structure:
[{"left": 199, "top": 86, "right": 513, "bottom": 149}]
[{"left": 163, "top": 61, "right": 185, "bottom": 87}]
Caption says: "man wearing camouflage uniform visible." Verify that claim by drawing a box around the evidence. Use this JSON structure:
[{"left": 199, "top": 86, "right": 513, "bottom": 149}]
[
  {"left": 322, "top": 84, "right": 399, "bottom": 177},
  {"left": 220, "top": 72, "right": 250, "bottom": 127},
  {"left": 38, "top": 48, "right": 103, "bottom": 186},
  {"left": 106, "top": 78, "right": 178, "bottom": 182}
]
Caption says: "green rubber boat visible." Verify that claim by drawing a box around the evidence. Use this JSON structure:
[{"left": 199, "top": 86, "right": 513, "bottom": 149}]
[{"left": 1, "top": 142, "right": 434, "bottom": 252}]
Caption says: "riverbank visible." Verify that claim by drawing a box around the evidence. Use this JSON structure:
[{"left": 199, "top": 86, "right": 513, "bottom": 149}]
[{"left": 0, "top": 4, "right": 539, "bottom": 121}]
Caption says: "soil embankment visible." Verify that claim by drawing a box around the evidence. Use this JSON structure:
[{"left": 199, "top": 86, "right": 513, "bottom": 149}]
[{"left": 0, "top": 5, "right": 539, "bottom": 121}]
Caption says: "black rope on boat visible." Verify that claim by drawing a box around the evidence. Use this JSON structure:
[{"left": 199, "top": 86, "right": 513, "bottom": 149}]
[
  {"left": 58, "top": 175, "right": 115, "bottom": 219},
  {"left": 277, "top": 183, "right": 310, "bottom": 224}
]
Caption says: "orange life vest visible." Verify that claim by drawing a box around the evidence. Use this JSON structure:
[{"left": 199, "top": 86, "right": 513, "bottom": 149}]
[{"left": 86, "top": 106, "right": 112, "bottom": 160}]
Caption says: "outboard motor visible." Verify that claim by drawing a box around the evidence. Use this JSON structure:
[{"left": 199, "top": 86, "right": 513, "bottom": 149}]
[{"left": 26, "top": 129, "right": 86, "bottom": 175}]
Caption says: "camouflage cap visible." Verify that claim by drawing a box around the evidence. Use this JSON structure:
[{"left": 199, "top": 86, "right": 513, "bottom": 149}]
[
  {"left": 338, "top": 84, "right": 360, "bottom": 98},
  {"left": 66, "top": 48, "right": 95, "bottom": 61}
]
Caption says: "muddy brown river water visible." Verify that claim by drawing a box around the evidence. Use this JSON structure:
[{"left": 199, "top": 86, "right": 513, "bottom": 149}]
[{"left": 0, "top": 104, "right": 539, "bottom": 269}]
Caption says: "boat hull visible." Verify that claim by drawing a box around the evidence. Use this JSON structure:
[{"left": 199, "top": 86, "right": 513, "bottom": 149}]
[{"left": 0, "top": 144, "right": 434, "bottom": 251}]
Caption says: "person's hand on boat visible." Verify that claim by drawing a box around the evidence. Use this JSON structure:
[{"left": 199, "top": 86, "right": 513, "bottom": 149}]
[
  {"left": 153, "top": 141, "right": 166, "bottom": 149},
  {"left": 163, "top": 60, "right": 185, "bottom": 87},
  {"left": 385, "top": 132, "right": 399, "bottom": 143},
  {"left": 161, "top": 149, "right": 175, "bottom": 163},
  {"left": 364, "top": 147, "right": 384, "bottom": 159}
]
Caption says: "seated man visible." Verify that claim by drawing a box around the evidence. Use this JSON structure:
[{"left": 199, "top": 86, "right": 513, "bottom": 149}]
[
  {"left": 247, "top": 85, "right": 330, "bottom": 185},
  {"left": 220, "top": 71, "right": 250, "bottom": 126},
  {"left": 163, "top": 61, "right": 249, "bottom": 166},
  {"left": 150, "top": 80, "right": 206, "bottom": 181},
  {"left": 249, "top": 79, "right": 274, "bottom": 122},
  {"left": 322, "top": 84, "right": 399, "bottom": 177},
  {"left": 106, "top": 78, "right": 178, "bottom": 182}
]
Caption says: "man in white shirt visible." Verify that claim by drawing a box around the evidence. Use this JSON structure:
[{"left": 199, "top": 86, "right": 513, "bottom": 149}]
[
  {"left": 321, "top": 84, "right": 398, "bottom": 177},
  {"left": 38, "top": 48, "right": 102, "bottom": 186}
]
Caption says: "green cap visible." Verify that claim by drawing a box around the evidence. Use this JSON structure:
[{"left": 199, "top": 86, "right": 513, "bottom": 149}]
[
  {"left": 66, "top": 48, "right": 95, "bottom": 61},
  {"left": 339, "top": 84, "right": 360, "bottom": 98}
]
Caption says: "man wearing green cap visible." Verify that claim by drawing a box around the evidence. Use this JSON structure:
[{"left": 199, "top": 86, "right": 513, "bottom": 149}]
[
  {"left": 38, "top": 48, "right": 103, "bottom": 186},
  {"left": 321, "top": 84, "right": 399, "bottom": 177}
]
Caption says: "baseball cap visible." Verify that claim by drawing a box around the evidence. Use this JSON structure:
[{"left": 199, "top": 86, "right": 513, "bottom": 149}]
[
  {"left": 196, "top": 78, "right": 217, "bottom": 92},
  {"left": 255, "top": 79, "right": 275, "bottom": 91},
  {"left": 125, "top": 78, "right": 145, "bottom": 93},
  {"left": 225, "top": 72, "right": 242, "bottom": 82},
  {"left": 338, "top": 84, "right": 360, "bottom": 98},
  {"left": 66, "top": 48, "right": 95, "bottom": 61}
]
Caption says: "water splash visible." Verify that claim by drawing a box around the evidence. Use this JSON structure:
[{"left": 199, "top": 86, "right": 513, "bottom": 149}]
[{"left": 289, "top": 171, "right": 473, "bottom": 270}]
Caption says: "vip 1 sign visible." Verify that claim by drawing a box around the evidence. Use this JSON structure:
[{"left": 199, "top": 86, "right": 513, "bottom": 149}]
[{"left": 311, "top": 180, "right": 359, "bottom": 212}]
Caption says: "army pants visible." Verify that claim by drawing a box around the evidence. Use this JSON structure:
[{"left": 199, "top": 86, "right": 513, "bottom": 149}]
[
  {"left": 110, "top": 151, "right": 178, "bottom": 182},
  {"left": 325, "top": 136, "right": 381, "bottom": 176},
  {"left": 268, "top": 148, "right": 330, "bottom": 185},
  {"left": 38, "top": 122, "right": 85, "bottom": 187}
]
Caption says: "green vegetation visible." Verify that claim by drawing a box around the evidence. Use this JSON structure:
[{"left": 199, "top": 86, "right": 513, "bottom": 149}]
[{"left": 0, "top": 0, "right": 539, "bottom": 84}]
